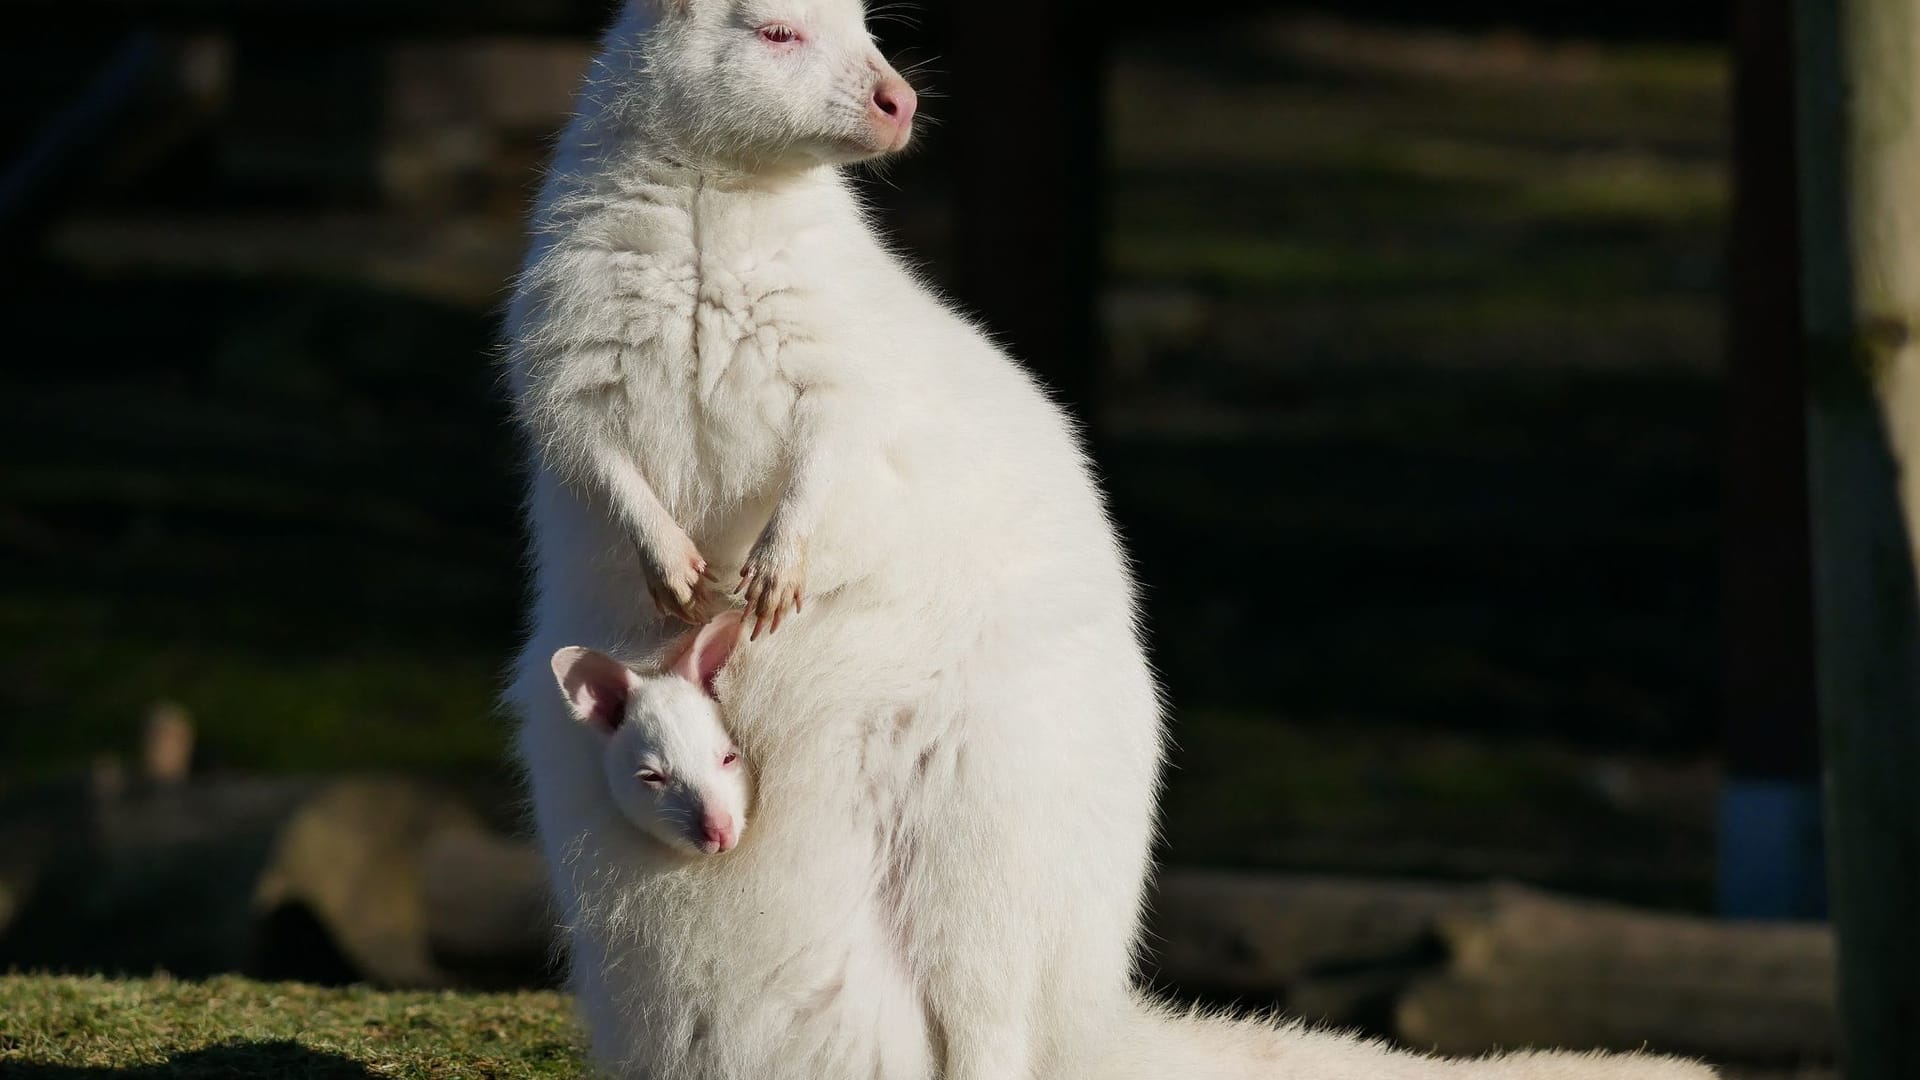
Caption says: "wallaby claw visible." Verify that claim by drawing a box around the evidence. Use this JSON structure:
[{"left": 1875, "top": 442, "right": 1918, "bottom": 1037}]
[
  {"left": 643, "top": 533, "right": 713, "bottom": 625},
  {"left": 735, "top": 546, "right": 806, "bottom": 640}
]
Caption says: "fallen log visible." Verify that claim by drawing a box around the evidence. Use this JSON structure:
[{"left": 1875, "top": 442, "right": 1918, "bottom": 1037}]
[
  {"left": 0, "top": 772, "right": 501, "bottom": 989},
  {"left": 1438, "top": 884, "right": 1832, "bottom": 990},
  {"left": 251, "top": 777, "right": 489, "bottom": 988},
  {"left": 1144, "top": 870, "right": 1488, "bottom": 1002},
  {"left": 1398, "top": 975, "right": 1835, "bottom": 1065},
  {"left": 420, "top": 828, "right": 557, "bottom": 988},
  {"left": 1398, "top": 886, "right": 1835, "bottom": 1064}
]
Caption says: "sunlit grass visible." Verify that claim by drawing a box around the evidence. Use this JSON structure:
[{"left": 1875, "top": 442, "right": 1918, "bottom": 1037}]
[{"left": 0, "top": 974, "right": 583, "bottom": 1079}]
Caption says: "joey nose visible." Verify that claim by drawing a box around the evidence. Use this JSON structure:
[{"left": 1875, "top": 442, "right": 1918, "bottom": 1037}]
[{"left": 700, "top": 812, "right": 737, "bottom": 854}]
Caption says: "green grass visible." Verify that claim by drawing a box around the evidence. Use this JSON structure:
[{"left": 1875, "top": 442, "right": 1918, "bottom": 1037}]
[
  {"left": 0, "top": 976, "right": 1824, "bottom": 1080},
  {"left": 0, "top": 975, "right": 583, "bottom": 1079},
  {"left": 1106, "top": 18, "right": 1727, "bottom": 368}
]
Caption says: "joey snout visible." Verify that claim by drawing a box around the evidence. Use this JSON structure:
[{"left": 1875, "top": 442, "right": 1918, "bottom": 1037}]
[{"left": 697, "top": 809, "right": 739, "bottom": 854}]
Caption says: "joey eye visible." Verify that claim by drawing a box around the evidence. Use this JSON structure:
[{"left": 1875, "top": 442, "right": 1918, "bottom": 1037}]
[
  {"left": 758, "top": 24, "right": 800, "bottom": 45},
  {"left": 637, "top": 769, "right": 667, "bottom": 786},
  {"left": 721, "top": 751, "right": 740, "bottom": 767}
]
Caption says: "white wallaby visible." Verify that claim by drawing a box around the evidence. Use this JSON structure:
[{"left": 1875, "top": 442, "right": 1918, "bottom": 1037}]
[
  {"left": 550, "top": 611, "right": 752, "bottom": 856},
  {"left": 503, "top": 3, "right": 1718, "bottom": 1078}
]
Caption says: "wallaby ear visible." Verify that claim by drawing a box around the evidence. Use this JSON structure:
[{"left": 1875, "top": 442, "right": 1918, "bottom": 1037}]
[
  {"left": 550, "top": 647, "right": 641, "bottom": 734},
  {"left": 667, "top": 610, "right": 746, "bottom": 698}
]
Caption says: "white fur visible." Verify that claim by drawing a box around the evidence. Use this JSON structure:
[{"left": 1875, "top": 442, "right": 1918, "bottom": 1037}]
[
  {"left": 504, "top": 3, "right": 1719, "bottom": 1078},
  {"left": 549, "top": 622, "right": 751, "bottom": 856},
  {"left": 1097, "top": 1003, "right": 1717, "bottom": 1080}
]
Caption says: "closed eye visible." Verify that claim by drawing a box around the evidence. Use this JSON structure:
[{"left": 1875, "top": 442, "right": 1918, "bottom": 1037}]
[{"left": 637, "top": 769, "right": 667, "bottom": 786}]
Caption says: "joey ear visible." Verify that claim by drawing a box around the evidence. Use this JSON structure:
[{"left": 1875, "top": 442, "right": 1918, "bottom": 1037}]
[
  {"left": 550, "top": 647, "right": 641, "bottom": 734},
  {"left": 667, "top": 610, "right": 746, "bottom": 698}
]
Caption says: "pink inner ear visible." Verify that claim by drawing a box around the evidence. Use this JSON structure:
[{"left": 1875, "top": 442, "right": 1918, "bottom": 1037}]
[
  {"left": 669, "top": 610, "right": 746, "bottom": 697},
  {"left": 550, "top": 647, "right": 639, "bottom": 733}
]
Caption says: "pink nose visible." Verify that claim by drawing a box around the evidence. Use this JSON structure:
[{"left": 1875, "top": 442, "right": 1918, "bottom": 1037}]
[
  {"left": 700, "top": 812, "right": 736, "bottom": 854},
  {"left": 871, "top": 75, "right": 917, "bottom": 131}
]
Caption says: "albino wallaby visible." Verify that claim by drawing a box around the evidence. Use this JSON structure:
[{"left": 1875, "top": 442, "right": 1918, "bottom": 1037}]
[
  {"left": 550, "top": 611, "right": 751, "bottom": 855},
  {"left": 503, "top": 3, "right": 1718, "bottom": 1079}
]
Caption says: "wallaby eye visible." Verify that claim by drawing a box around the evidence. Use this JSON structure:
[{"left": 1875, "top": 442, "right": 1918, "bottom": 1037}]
[
  {"left": 758, "top": 24, "right": 800, "bottom": 45},
  {"left": 721, "top": 751, "right": 740, "bottom": 767},
  {"left": 637, "top": 768, "right": 667, "bottom": 786}
]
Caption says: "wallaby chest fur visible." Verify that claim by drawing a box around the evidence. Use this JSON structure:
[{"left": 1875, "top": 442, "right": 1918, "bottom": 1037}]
[{"left": 517, "top": 166, "right": 864, "bottom": 530}]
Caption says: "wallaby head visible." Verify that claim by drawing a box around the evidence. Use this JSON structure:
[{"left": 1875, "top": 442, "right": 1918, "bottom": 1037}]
[
  {"left": 551, "top": 611, "right": 751, "bottom": 855},
  {"left": 631, "top": 0, "right": 917, "bottom": 172}
]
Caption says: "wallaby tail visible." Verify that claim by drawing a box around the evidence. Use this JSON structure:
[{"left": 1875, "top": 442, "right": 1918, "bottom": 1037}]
[{"left": 1093, "top": 995, "right": 1719, "bottom": 1080}]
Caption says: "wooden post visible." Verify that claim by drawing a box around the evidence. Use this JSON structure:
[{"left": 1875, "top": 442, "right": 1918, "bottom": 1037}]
[
  {"left": 1794, "top": 0, "right": 1920, "bottom": 1074},
  {"left": 1718, "top": 0, "right": 1823, "bottom": 920},
  {"left": 947, "top": 0, "right": 1104, "bottom": 424}
]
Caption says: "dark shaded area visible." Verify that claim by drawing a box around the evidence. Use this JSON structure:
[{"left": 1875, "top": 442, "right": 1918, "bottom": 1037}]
[
  {"left": 1312, "top": 1, "right": 1725, "bottom": 42},
  {"left": 0, "top": 267, "right": 1721, "bottom": 770},
  {"left": 0, "top": 1, "right": 1727, "bottom": 42},
  {"left": 1118, "top": 369, "right": 1719, "bottom": 748},
  {"left": 0, "top": 270, "right": 518, "bottom": 656},
  {"left": 0, "top": 265, "right": 522, "bottom": 773},
  {"left": 0, "top": 2, "right": 1736, "bottom": 919},
  {"left": 0, "top": 777, "right": 308, "bottom": 980},
  {"left": 251, "top": 903, "right": 363, "bottom": 987}
]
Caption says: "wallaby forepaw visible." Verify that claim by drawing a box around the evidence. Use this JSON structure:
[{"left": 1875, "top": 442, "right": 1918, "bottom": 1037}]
[
  {"left": 645, "top": 535, "right": 718, "bottom": 625},
  {"left": 735, "top": 542, "right": 806, "bottom": 640}
]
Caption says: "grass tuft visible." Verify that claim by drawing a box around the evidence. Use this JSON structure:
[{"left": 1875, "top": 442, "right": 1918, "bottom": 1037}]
[{"left": 0, "top": 975, "right": 583, "bottom": 1079}]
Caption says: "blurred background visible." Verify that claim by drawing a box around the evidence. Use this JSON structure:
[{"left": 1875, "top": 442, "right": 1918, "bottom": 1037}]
[{"left": 0, "top": 0, "right": 1832, "bottom": 1075}]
